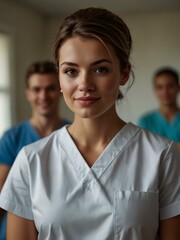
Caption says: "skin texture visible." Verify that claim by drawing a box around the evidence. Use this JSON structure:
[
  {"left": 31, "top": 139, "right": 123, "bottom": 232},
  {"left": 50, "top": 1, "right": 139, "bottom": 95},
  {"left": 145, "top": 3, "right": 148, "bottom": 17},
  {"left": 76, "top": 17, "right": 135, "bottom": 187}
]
[
  {"left": 0, "top": 164, "right": 10, "bottom": 191},
  {"left": 6, "top": 37, "right": 180, "bottom": 239},
  {"left": 7, "top": 213, "right": 37, "bottom": 240},
  {"left": 25, "top": 73, "right": 62, "bottom": 138},
  {"left": 154, "top": 74, "right": 179, "bottom": 111},
  {"left": 59, "top": 37, "right": 130, "bottom": 166},
  {"left": 26, "top": 73, "right": 60, "bottom": 119},
  {"left": 0, "top": 164, "right": 10, "bottom": 221},
  {"left": 59, "top": 37, "right": 129, "bottom": 120},
  {"left": 159, "top": 216, "right": 180, "bottom": 240},
  {"left": 154, "top": 74, "right": 180, "bottom": 123}
]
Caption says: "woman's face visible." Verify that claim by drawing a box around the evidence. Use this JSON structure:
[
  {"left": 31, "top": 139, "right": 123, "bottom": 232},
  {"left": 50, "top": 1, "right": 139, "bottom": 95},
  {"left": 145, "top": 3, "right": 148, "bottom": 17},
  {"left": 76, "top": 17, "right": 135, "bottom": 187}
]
[{"left": 58, "top": 36, "right": 129, "bottom": 119}]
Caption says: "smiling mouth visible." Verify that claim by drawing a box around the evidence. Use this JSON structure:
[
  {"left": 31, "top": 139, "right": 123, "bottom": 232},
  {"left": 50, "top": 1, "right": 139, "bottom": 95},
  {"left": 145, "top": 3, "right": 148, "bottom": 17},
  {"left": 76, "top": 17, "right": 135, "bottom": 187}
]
[
  {"left": 38, "top": 102, "right": 52, "bottom": 108},
  {"left": 74, "top": 96, "right": 101, "bottom": 106},
  {"left": 75, "top": 96, "right": 101, "bottom": 100}
]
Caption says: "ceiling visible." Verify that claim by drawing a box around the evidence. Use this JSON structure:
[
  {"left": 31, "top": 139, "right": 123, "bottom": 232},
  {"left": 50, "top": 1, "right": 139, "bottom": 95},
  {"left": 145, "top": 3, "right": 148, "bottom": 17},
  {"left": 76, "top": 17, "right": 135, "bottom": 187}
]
[{"left": 12, "top": 0, "right": 180, "bottom": 17}]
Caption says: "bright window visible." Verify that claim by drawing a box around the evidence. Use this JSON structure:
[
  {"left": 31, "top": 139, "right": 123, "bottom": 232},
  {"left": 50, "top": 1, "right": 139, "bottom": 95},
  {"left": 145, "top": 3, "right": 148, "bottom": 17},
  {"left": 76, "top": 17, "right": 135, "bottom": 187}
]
[{"left": 0, "top": 33, "right": 12, "bottom": 137}]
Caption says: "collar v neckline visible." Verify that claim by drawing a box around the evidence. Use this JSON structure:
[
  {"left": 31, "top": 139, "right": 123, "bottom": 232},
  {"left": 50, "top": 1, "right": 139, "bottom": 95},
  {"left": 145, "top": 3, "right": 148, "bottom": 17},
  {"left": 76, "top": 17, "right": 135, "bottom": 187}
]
[{"left": 60, "top": 122, "right": 140, "bottom": 182}]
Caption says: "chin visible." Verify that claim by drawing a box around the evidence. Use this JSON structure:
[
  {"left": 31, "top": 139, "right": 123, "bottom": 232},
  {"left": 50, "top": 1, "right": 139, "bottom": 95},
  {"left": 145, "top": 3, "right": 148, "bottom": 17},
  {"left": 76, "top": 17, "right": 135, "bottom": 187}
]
[
  {"left": 39, "top": 111, "right": 53, "bottom": 117},
  {"left": 75, "top": 109, "right": 108, "bottom": 120},
  {"left": 161, "top": 101, "right": 173, "bottom": 106}
]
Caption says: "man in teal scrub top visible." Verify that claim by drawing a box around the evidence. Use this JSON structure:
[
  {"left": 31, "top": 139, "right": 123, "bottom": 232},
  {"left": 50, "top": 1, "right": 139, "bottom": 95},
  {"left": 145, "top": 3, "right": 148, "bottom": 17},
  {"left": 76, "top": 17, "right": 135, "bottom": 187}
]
[{"left": 138, "top": 67, "right": 180, "bottom": 144}]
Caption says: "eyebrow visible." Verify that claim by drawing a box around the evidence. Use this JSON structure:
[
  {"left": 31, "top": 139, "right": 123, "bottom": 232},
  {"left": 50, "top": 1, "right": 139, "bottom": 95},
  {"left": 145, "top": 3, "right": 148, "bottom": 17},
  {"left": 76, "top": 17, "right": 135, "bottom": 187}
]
[
  {"left": 60, "top": 59, "right": 112, "bottom": 67},
  {"left": 29, "top": 83, "right": 57, "bottom": 89}
]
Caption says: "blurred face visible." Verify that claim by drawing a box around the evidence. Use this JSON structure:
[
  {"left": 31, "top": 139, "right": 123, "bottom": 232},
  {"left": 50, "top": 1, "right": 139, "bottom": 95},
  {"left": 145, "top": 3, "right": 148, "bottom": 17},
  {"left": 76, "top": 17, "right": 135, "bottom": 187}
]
[
  {"left": 154, "top": 74, "right": 179, "bottom": 107},
  {"left": 58, "top": 37, "right": 129, "bottom": 119},
  {"left": 26, "top": 73, "right": 60, "bottom": 117}
]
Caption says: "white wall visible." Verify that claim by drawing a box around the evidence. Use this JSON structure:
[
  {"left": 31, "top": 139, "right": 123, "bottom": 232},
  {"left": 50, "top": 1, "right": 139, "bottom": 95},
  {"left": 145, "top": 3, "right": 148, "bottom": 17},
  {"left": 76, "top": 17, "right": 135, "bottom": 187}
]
[
  {"left": 119, "top": 10, "right": 180, "bottom": 123},
  {"left": 1, "top": 1, "right": 180, "bottom": 124},
  {"left": 44, "top": 18, "right": 74, "bottom": 121},
  {"left": 44, "top": 10, "right": 180, "bottom": 124},
  {"left": 0, "top": 0, "right": 46, "bottom": 122}
]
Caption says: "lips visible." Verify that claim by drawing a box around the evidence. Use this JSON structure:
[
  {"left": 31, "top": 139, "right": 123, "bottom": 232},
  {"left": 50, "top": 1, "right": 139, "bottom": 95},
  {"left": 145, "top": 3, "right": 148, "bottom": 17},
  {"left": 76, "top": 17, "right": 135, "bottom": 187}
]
[
  {"left": 75, "top": 96, "right": 101, "bottom": 101},
  {"left": 38, "top": 102, "right": 52, "bottom": 109},
  {"left": 74, "top": 96, "right": 101, "bottom": 106}
]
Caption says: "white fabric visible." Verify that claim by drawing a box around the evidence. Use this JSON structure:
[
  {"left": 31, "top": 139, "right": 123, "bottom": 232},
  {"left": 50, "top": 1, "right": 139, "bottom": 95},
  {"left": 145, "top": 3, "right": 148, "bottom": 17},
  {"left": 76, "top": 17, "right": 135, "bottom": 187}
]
[{"left": 0, "top": 123, "right": 180, "bottom": 240}]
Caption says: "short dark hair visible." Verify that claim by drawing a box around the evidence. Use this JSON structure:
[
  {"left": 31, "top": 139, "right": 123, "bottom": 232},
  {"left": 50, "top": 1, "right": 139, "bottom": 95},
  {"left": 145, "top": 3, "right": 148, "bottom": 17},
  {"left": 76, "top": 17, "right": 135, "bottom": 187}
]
[
  {"left": 26, "top": 60, "right": 58, "bottom": 87},
  {"left": 153, "top": 67, "right": 179, "bottom": 86}
]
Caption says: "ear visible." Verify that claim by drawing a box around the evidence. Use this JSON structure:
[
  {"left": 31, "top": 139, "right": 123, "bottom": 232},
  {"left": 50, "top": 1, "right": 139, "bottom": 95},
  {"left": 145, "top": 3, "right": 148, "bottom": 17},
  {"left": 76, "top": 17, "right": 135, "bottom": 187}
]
[{"left": 119, "top": 63, "right": 131, "bottom": 86}]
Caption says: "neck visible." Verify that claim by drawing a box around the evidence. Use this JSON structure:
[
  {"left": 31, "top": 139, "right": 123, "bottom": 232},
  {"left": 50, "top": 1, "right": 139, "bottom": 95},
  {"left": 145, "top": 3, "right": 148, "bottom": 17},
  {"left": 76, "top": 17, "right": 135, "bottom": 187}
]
[
  {"left": 68, "top": 107, "right": 126, "bottom": 148},
  {"left": 30, "top": 113, "right": 61, "bottom": 137},
  {"left": 68, "top": 106, "right": 127, "bottom": 167},
  {"left": 160, "top": 103, "right": 179, "bottom": 121}
]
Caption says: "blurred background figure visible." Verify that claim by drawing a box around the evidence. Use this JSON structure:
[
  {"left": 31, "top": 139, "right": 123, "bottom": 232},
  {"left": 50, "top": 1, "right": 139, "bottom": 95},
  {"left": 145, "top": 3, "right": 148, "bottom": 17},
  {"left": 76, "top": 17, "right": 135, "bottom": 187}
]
[
  {"left": 138, "top": 67, "right": 180, "bottom": 144},
  {"left": 0, "top": 60, "right": 70, "bottom": 240}
]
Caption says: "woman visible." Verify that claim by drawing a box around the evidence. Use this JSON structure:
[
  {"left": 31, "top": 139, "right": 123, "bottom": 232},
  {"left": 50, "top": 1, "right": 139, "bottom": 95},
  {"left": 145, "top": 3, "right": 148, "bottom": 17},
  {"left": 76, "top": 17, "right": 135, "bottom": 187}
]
[{"left": 0, "top": 7, "right": 179, "bottom": 240}]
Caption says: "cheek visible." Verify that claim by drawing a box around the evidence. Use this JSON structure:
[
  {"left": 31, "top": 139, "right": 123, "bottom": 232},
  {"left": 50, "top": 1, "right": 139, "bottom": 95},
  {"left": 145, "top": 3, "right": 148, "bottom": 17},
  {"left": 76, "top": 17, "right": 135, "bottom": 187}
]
[
  {"left": 28, "top": 95, "right": 37, "bottom": 102},
  {"left": 60, "top": 79, "right": 76, "bottom": 96},
  {"left": 51, "top": 93, "right": 60, "bottom": 100},
  {"left": 169, "top": 88, "right": 178, "bottom": 96},
  {"left": 155, "top": 89, "right": 164, "bottom": 96},
  {"left": 100, "top": 77, "right": 119, "bottom": 93}
]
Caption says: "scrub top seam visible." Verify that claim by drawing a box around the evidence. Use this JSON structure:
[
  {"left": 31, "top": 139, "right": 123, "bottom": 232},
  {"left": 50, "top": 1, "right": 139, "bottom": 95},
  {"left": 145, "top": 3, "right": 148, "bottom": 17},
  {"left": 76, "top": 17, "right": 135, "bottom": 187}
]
[{"left": 93, "top": 126, "right": 141, "bottom": 180}]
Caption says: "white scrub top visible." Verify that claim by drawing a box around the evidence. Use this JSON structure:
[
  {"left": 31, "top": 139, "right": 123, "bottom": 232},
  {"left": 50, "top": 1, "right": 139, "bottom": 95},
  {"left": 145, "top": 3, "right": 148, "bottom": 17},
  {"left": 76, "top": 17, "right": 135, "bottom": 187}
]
[{"left": 0, "top": 123, "right": 180, "bottom": 240}]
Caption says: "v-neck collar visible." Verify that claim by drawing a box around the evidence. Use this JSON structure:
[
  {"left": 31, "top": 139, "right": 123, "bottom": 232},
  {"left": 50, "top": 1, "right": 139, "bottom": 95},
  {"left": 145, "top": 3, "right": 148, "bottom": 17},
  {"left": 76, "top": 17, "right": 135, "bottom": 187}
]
[
  {"left": 60, "top": 122, "right": 140, "bottom": 182},
  {"left": 157, "top": 110, "right": 180, "bottom": 126},
  {"left": 25, "top": 120, "right": 41, "bottom": 139}
]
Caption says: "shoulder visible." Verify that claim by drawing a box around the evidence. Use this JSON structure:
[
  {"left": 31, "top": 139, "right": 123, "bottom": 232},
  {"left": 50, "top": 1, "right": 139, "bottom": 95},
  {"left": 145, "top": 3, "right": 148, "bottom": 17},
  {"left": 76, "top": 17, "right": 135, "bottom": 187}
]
[
  {"left": 138, "top": 110, "right": 158, "bottom": 122},
  {"left": 23, "top": 126, "right": 67, "bottom": 160},
  {"left": 1, "top": 121, "right": 29, "bottom": 139},
  {"left": 127, "top": 124, "right": 179, "bottom": 183},
  {"left": 176, "top": 112, "right": 180, "bottom": 120},
  {"left": 0, "top": 121, "right": 31, "bottom": 165},
  {"left": 0, "top": 121, "right": 30, "bottom": 146},
  {"left": 130, "top": 123, "right": 172, "bottom": 152},
  {"left": 138, "top": 110, "right": 159, "bottom": 130}
]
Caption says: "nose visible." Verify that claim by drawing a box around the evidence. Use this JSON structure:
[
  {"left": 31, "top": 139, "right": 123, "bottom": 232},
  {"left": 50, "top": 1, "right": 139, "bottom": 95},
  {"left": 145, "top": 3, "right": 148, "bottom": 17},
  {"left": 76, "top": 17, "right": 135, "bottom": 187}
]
[
  {"left": 39, "top": 89, "right": 48, "bottom": 100},
  {"left": 78, "top": 73, "right": 95, "bottom": 93}
]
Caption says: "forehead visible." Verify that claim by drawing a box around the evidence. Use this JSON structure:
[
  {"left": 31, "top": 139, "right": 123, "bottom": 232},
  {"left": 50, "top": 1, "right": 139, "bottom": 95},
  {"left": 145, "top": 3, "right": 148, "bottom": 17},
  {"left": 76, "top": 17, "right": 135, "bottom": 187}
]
[
  {"left": 59, "top": 36, "right": 118, "bottom": 65},
  {"left": 154, "top": 74, "right": 178, "bottom": 85},
  {"left": 28, "top": 73, "right": 58, "bottom": 87}
]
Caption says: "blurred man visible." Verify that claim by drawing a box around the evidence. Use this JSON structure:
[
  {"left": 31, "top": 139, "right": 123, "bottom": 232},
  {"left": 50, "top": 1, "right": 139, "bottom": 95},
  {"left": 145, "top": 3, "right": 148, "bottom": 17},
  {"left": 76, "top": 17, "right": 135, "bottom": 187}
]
[
  {"left": 0, "top": 60, "right": 70, "bottom": 240},
  {"left": 138, "top": 67, "right": 180, "bottom": 144}
]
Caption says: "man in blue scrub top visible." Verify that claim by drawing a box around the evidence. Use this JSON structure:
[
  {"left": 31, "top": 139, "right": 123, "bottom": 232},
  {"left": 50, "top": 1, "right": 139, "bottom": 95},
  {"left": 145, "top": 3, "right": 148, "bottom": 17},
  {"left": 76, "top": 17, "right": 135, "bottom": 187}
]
[
  {"left": 0, "top": 61, "right": 70, "bottom": 240},
  {"left": 138, "top": 67, "right": 180, "bottom": 144}
]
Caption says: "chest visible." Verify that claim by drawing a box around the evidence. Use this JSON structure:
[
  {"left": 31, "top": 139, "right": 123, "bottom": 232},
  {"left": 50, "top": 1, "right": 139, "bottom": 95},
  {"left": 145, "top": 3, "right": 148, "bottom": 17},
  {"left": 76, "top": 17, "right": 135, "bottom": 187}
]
[{"left": 29, "top": 147, "right": 160, "bottom": 240}]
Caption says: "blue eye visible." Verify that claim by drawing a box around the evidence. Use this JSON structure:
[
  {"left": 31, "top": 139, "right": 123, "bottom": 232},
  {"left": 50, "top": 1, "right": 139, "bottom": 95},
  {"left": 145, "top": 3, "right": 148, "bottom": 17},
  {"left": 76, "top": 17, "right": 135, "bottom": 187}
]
[
  {"left": 95, "top": 67, "right": 108, "bottom": 74},
  {"left": 65, "top": 69, "right": 77, "bottom": 76}
]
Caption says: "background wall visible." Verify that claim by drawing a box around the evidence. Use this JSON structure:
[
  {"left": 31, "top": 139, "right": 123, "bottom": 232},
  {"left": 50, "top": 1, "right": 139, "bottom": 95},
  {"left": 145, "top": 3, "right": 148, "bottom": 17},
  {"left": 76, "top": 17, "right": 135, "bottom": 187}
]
[
  {"left": 120, "top": 11, "right": 180, "bottom": 123},
  {"left": 0, "top": 0, "right": 180, "bottom": 125},
  {"left": 44, "top": 11, "right": 180, "bottom": 123},
  {"left": 0, "top": 0, "right": 46, "bottom": 122}
]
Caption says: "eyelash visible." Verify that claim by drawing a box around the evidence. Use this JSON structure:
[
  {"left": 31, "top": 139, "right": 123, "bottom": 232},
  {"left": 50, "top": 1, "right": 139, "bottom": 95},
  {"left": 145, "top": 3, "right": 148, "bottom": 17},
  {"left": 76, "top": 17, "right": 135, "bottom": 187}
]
[
  {"left": 64, "top": 69, "right": 77, "bottom": 76},
  {"left": 95, "top": 67, "right": 108, "bottom": 74},
  {"left": 63, "top": 66, "right": 109, "bottom": 77}
]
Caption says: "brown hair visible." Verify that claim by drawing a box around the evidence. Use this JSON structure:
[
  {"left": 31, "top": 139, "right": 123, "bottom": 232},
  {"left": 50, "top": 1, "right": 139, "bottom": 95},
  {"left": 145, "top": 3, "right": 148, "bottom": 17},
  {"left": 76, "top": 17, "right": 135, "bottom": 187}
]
[
  {"left": 53, "top": 7, "right": 133, "bottom": 99},
  {"left": 26, "top": 60, "right": 58, "bottom": 87},
  {"left": 153, "top": 67, "right": 179, "bottom": 86}
]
